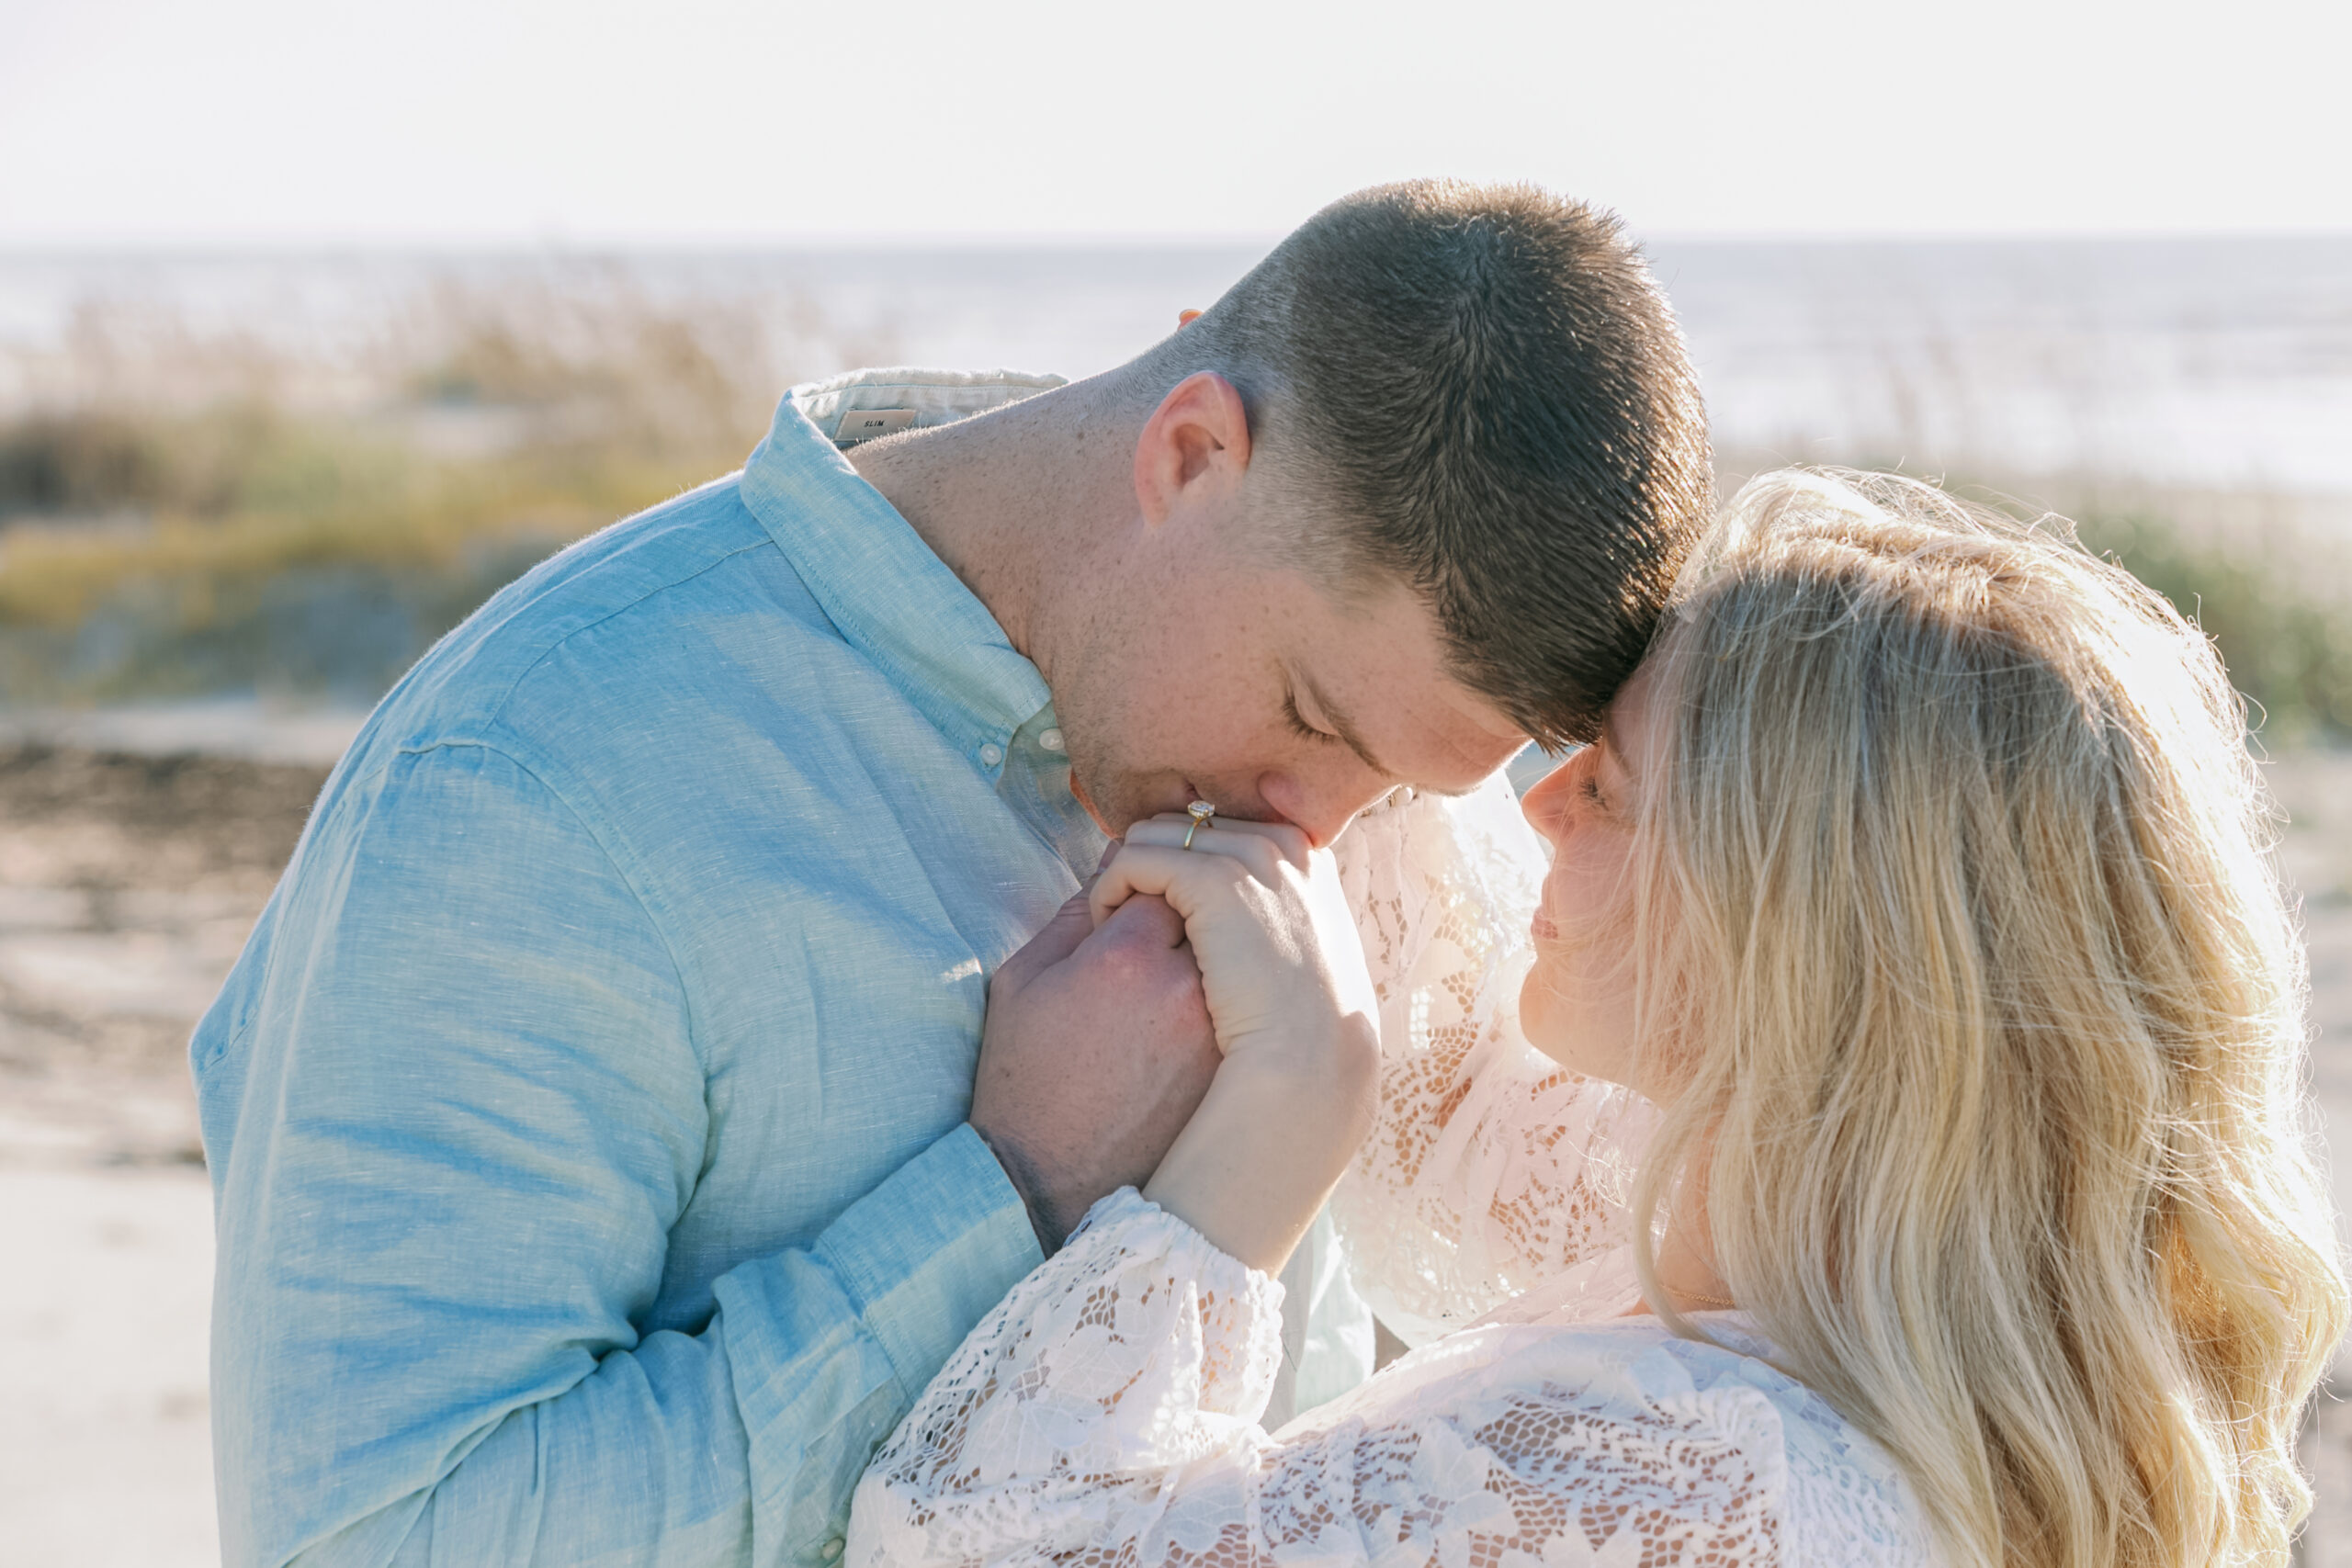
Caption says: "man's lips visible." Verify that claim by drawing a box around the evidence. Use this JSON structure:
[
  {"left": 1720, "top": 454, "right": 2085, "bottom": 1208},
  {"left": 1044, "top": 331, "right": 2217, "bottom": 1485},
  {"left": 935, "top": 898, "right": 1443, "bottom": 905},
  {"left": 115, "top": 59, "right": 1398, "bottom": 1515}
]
[{"left": 1530, "top": 909, "right": 1560, "bottom": 945}]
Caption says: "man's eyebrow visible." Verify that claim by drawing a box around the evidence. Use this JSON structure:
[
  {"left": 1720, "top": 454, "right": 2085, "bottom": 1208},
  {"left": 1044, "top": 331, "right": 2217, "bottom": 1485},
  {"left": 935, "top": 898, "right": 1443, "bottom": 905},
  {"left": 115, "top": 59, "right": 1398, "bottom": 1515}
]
[{"left": 1299, "top": 669, "right": 1394, "bottom": 778}]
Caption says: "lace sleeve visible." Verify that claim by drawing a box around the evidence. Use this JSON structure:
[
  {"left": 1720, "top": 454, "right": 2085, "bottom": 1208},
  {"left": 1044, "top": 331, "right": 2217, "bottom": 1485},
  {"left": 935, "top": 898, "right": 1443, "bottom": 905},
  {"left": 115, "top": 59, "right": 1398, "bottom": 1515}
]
[
  {"left": 1330, "top": 774, "right": 1655, "bottom": 1345},
  {"left": 847, "top": 1188, "right": 1280, "bottom": 1568},
  {"left": 847, "top": 1191, "right": 1802, "bottom": 1568}
]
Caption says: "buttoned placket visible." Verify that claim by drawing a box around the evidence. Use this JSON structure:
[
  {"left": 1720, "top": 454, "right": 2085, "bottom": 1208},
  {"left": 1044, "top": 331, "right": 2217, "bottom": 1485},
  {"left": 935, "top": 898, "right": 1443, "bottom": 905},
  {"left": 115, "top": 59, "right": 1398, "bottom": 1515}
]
[{"left": 991, "top": 704, "right": 1103, "bottom": 877}]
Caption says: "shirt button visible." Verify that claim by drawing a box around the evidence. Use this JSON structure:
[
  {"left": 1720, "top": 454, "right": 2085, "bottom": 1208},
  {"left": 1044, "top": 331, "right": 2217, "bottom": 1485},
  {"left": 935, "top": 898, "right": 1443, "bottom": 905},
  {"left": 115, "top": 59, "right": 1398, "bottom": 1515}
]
[
  {"left": 978, "top": 743, "right": 1004, "bottom": 767},
  {"left": 1038, "top": 728, "right": 1065, "bottom": 753},
  {"left": 820, "top": 1539, "right": 845, "bottom": 1560}
]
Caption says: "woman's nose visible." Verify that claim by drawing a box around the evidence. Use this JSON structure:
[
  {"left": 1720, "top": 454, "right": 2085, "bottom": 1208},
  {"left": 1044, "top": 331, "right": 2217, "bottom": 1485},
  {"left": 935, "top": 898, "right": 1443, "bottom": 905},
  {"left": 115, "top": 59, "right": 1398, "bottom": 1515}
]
[{"left": 1520, "top": 757, "right": 1577, "bottom": 846}]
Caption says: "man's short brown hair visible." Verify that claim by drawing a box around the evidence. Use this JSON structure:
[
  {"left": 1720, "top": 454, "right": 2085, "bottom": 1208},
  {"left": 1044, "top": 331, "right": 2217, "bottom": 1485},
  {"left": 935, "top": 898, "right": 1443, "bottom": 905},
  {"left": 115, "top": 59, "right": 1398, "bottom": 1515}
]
[{"left": 1136, "top": 179, "right": 1713, "bottom": 748}]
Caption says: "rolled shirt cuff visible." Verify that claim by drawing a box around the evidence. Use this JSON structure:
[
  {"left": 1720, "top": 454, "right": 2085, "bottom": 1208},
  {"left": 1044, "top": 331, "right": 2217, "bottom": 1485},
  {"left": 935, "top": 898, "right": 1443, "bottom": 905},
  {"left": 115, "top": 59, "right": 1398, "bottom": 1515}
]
[{"left": 811, "top": 1122, "right": 1046, "bottom": 1398}]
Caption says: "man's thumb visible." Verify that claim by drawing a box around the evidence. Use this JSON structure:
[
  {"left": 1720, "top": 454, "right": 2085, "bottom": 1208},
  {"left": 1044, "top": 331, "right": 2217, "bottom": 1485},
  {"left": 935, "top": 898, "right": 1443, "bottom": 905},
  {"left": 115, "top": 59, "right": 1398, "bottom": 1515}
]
[
  {"left": 991, "top": 888, "right": 1094, "bottom": 998},
  {"left": 1044, "top": 886, "right": 1095, "bottom": 942}
]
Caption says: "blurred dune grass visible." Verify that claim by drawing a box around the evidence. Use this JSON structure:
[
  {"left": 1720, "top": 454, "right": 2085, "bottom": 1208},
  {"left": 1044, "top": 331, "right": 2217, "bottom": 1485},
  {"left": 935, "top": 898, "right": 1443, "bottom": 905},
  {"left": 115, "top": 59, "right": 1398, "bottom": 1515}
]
[
  {"left": 1893, "top": 469, "right": 2352, "bottom": 749},
  {"left": 2, "top": 283, "right": 2348, "bottom": 744},
  {"left": 2063, "top": 502, "right": 2352, "bottom": 749},
  {"left": 0, "top": 279, "right": 804, "bottom": 701}
]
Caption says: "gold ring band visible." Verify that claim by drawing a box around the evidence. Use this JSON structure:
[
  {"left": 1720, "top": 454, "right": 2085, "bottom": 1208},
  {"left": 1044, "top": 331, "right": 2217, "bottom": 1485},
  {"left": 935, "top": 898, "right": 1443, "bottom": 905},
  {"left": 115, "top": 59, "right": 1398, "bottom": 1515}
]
[{"left": 1182, "top": 800, "right": 1216, "bottom": 850}]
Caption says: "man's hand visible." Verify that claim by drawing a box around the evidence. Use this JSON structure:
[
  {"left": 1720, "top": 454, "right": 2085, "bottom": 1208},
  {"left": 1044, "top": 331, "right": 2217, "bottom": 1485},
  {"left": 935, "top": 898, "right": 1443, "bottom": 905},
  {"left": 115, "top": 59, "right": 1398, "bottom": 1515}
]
[{"left": 971, "top": 881, "right": 1221, "bottom": 1253}]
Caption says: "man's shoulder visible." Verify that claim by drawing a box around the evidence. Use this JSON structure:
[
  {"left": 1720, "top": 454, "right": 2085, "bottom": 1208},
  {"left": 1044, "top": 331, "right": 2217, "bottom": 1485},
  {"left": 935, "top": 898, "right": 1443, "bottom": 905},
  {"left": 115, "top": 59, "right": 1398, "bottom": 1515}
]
[{"left": 356, "top": 472, "right": 834, "bottom": 760}]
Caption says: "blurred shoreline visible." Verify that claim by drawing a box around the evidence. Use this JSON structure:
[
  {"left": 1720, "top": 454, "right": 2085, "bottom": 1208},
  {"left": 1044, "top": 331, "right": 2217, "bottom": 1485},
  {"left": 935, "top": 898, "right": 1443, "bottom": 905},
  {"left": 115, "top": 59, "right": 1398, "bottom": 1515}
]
[
  {"left": 0, "top": 697, "right": 366, "bottom": 767},
  {"left": 7, "top": 237, "right": 2349, "bottom": 497}
]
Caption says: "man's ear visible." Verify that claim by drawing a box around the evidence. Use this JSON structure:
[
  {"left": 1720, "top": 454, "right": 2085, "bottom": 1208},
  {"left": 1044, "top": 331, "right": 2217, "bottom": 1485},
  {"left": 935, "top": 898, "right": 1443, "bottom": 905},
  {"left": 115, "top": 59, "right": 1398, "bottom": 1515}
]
[{"left": 1132, "top": 372, "right": 1252, "bottom": 530}]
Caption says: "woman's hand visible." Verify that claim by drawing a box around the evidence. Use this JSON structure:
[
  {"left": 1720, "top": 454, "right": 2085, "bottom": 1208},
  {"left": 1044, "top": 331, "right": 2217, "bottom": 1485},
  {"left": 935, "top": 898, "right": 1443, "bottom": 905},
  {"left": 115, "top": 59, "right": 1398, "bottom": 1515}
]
[
  {"left": 1092, "top": 815, "right": 1383, "bottom": 1273},
  {"left": 1091, "top": 815, "right": 1379, "bottom": 1068}
]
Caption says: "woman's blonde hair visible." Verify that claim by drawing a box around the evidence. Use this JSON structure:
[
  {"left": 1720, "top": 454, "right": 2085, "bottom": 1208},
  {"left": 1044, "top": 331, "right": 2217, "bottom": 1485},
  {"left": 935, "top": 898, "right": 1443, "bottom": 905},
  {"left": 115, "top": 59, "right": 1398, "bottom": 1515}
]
[{"left": 1623, "top": 469, "right": 2346, "bottom": 1567}]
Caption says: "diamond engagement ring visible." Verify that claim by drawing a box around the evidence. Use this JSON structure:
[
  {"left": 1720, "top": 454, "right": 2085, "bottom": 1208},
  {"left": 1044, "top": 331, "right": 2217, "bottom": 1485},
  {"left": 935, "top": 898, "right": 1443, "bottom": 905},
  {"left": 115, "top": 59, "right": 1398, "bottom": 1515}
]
[{"left": 1182, "top": 800, "right": 1216, "bottom": 850}]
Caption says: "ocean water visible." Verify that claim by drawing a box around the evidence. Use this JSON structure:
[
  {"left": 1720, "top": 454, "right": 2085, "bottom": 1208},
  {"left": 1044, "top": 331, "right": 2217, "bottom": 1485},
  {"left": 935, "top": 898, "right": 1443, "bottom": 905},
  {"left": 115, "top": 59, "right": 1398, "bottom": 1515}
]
[
  {"left": 1648, "top": 237, "right": 2352, "bottom": 498},
  {"left": 1, "top": 237, "right": 2346, "bottom": 499}
]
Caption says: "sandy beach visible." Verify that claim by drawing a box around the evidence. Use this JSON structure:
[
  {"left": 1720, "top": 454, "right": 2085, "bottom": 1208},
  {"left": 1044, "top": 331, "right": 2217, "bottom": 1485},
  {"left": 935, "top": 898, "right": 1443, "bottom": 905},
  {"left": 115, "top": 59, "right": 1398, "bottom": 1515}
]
[
  {"left": 0, "top": 741, "right": 322, "bottom": 1564},
  {"left": 4, "top": 735, "right": 2349, "bottom": 1564}
]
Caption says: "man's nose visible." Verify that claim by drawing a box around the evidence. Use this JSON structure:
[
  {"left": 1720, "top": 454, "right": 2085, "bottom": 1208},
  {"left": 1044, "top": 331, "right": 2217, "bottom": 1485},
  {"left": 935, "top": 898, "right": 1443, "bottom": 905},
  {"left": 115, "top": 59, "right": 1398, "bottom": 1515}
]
[{"left": 1254, "top": 770, "right": 1385, "bottom": 850}]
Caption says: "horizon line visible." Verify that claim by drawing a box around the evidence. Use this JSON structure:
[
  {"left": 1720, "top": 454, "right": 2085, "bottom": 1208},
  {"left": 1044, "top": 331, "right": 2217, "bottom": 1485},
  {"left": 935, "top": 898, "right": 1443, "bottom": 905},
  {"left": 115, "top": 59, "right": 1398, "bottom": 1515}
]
[{"left": 2, "top": 226, "right": 2350, "bottom": 258}]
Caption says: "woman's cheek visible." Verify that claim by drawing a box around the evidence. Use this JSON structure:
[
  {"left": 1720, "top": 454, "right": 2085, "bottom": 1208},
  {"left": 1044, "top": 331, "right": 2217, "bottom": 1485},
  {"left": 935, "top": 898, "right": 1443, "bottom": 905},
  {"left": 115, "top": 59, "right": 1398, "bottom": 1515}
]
[{"left": 1521, "top": 859, "right": 1642, "bottom": 1082}]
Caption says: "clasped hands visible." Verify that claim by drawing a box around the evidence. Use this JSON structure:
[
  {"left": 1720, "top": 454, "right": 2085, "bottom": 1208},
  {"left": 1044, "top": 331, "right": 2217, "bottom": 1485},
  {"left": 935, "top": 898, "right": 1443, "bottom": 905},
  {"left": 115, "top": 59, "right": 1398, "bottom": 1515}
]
[{"left": 968, "top": 817, "right": 1381, "bottom": 1270}]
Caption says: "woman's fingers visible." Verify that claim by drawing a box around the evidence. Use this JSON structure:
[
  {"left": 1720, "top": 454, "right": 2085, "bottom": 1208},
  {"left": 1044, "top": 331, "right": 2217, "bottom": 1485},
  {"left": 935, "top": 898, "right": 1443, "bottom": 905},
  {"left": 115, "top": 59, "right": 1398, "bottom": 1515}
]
[
  {"left": 1196, "top": 814, "right": 1314, "bottom": 869},
  {"left": 1193, "top": 815, "right": 1313, "bottom": 868},
  {"left": 1125, "top": 813, "right": 1312, "bottom": 872},
  {"left": 1121, "top": 822, "right": 1285, "bottom": 886},
  {"left": 1088, "top": 843, "right": 1252, "bottom": 931},
  {"left": 1090, "top": 837, "right": 1377, "bottom": 1081},
  {"left": 1090, "top": 842, "right": 1324, "bottom": 1060}
]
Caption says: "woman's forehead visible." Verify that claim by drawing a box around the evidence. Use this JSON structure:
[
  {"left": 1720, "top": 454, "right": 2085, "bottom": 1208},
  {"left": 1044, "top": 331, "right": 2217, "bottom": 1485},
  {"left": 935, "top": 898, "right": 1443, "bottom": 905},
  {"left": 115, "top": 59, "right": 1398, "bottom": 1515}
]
[{"left": 1597, "top": 668, "right": 1663, "bottom": 777}]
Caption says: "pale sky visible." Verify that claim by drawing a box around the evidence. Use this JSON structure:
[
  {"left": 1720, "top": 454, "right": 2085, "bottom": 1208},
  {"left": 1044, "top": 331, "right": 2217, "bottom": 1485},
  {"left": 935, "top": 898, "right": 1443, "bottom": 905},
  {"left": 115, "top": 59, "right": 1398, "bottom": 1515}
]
[{"left": 2, "top": 0, "right": 2346, "bottom": 246}]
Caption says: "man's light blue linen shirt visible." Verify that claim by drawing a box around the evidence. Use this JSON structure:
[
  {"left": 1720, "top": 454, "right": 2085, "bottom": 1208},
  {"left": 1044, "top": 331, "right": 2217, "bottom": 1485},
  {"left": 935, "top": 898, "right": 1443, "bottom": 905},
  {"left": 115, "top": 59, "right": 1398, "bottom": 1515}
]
[{"left": 197, "top": 373, "right": 1305, "bottom": 1568}]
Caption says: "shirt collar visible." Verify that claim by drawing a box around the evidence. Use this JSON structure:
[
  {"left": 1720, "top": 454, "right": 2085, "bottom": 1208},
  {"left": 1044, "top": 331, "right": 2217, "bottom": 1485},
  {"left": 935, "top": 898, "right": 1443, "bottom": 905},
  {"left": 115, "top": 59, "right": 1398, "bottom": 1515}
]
[{"left": 738, "top": 368, "right": 1065, "bottom": 769}]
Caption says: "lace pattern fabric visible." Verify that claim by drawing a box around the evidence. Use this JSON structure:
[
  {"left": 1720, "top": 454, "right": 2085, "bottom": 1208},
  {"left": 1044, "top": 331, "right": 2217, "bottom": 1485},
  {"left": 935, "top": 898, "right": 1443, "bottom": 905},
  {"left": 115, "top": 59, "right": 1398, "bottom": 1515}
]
[
  {"left": 850, "top": 1191, "right": 1936, "bottom": 1568},
  {"left": 1329, "top": 776, "right": 1653, "bottom": 1344},
  {"left": 848, "top": 776, "right": 1934, "bottom": 1568}
]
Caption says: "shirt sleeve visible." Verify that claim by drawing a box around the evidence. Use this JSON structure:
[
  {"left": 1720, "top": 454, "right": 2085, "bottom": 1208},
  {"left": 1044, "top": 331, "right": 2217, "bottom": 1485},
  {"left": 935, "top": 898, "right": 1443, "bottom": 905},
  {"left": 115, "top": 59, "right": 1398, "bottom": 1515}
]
[
  {"left": 1331, "top": 775, "right": 1656, "bottom": 1345},
  {"left": 198, "top": 739, "right": 1041, "bottom": 1568},
  {"left": 847, "top": 1190, "right": 1789, "bottom": 1568}
]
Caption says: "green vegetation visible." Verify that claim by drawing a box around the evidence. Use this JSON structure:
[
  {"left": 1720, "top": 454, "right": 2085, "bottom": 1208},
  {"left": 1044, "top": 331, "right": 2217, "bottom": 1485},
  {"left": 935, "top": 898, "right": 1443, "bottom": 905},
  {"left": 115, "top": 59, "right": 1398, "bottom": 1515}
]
[
  {"left": 3, "top": 303, "right": 2346, "bottom": 748},
  {"left": 0, "top": 411, "right": 735, "bottom": 702},
  {"left": 2071, "top": 505, "right": 2352, "bottom": 749},
  {"left": 1719, "top": 460, "right": 2352, "bottom": 750},
  {"left": 0, "top": 288, "right": 778, "bottom": 703}
]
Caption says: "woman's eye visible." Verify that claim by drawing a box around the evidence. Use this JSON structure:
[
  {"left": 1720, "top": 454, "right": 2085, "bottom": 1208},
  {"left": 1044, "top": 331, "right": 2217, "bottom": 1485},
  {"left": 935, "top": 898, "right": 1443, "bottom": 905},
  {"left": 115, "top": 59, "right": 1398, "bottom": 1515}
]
[{"left": 1577, "top": 773, "right": 1607, "bottom": 808}]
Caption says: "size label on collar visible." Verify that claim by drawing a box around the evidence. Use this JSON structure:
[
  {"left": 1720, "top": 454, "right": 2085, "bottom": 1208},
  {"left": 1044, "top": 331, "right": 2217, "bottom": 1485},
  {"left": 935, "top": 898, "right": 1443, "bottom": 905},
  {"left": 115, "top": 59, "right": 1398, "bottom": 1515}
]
[{"left": 834, "top": 408, "right": 917, "bottom": 445}]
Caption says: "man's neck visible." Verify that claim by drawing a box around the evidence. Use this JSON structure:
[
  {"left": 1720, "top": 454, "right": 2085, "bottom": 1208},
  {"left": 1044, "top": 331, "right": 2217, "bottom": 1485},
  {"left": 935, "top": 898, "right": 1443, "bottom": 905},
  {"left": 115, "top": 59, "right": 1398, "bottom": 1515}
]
[{"left": 847, "top": 378, "right": 1140, "bottom": 686}]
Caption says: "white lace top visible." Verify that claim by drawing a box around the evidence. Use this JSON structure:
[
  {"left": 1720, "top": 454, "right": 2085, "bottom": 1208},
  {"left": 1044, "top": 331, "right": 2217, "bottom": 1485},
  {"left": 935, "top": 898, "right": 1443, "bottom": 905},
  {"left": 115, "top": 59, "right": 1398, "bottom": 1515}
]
[
  {"left": 846, "top": 777, "right": 1938, "bottom": 1567},
  {"left": 851, "top": 1191, "right": 1934, "bottom": 1567},
  {"left": 1326, "top": 774, "right": 1652, "bottom": 1346}
]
